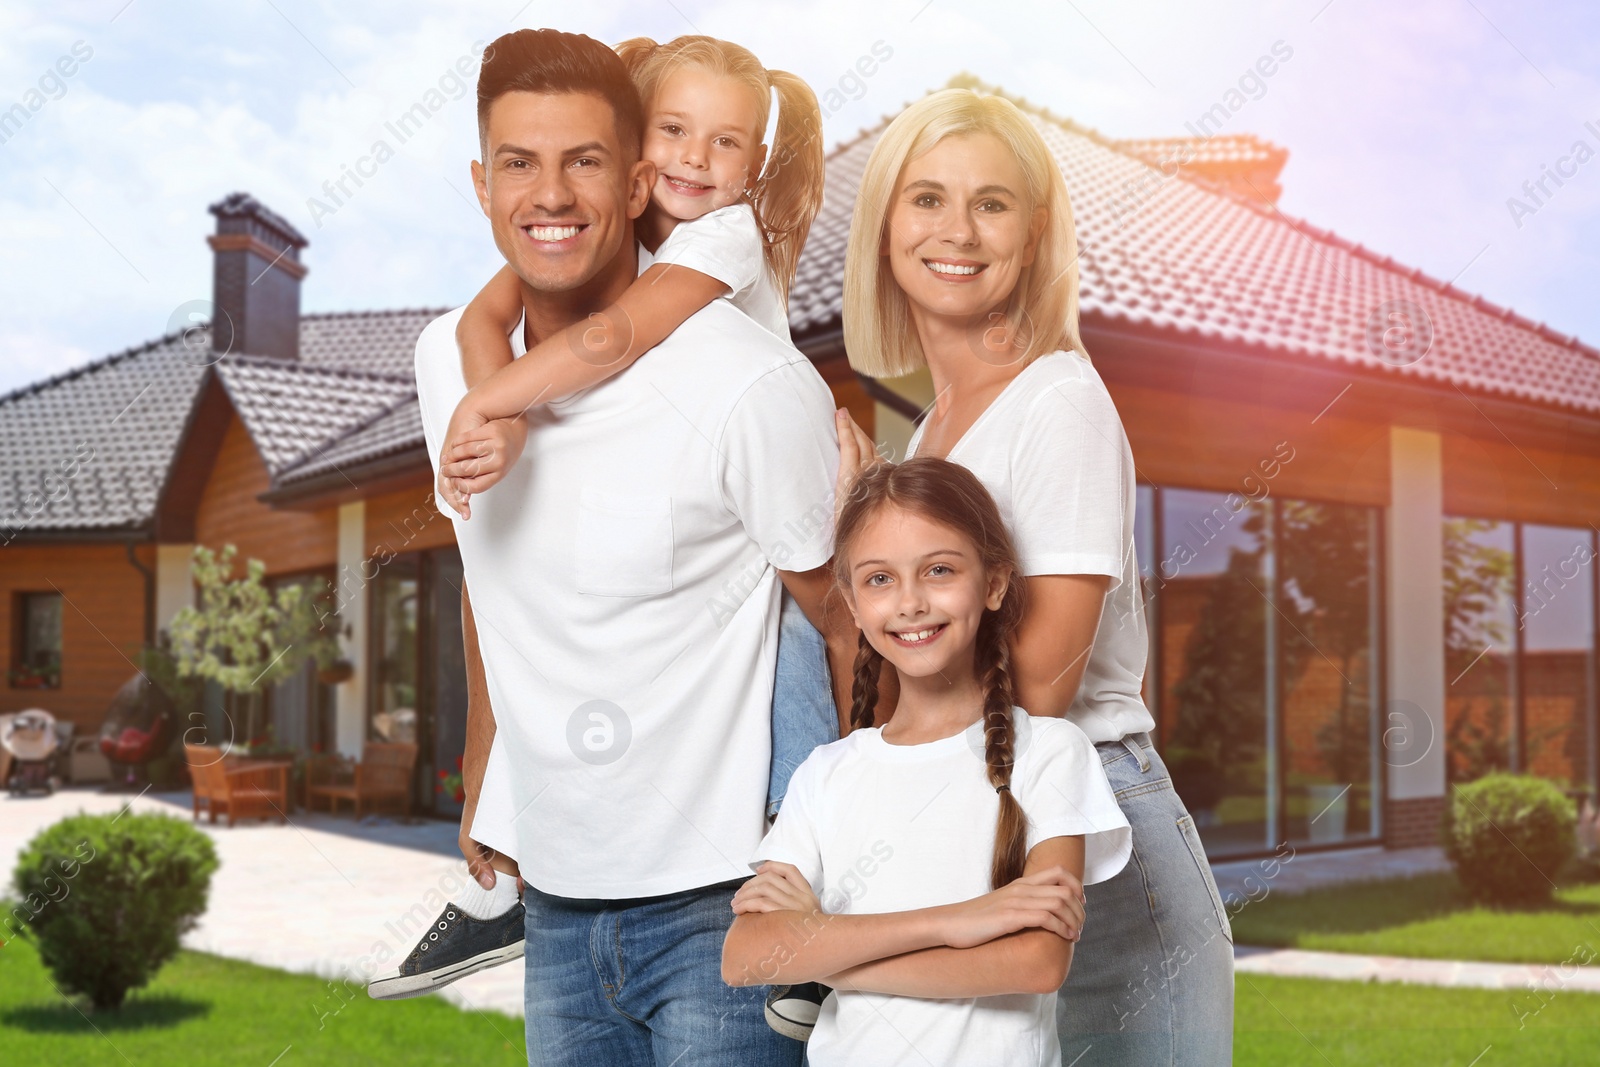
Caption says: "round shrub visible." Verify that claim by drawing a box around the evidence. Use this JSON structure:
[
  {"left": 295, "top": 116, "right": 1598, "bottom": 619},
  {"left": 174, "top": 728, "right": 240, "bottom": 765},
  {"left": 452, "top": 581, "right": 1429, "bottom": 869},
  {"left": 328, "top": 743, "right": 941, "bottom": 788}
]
[
  {"left": 1443, "top": 773, "right": 1575, "bottom": 906},
  {"left": 6, "top": 811, "right": 219, "bottom": 1009}
]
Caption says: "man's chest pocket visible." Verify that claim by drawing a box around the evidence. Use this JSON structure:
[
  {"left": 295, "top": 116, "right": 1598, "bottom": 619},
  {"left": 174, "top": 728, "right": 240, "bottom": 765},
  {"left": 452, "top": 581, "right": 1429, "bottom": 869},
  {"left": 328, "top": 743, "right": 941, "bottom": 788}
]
[{"left": 574, "top": 489, "right": 675, "bottom": 596}]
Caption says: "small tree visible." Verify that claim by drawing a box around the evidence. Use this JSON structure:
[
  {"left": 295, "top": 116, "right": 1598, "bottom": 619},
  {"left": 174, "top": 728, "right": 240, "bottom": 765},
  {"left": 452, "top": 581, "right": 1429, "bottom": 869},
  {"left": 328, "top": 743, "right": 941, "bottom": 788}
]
[
  {"left": 166, "top": 544, "right": 342, "bottom": 746},
  {"left": 8, "top": 812, "right": 219, "bottom": 1010}
]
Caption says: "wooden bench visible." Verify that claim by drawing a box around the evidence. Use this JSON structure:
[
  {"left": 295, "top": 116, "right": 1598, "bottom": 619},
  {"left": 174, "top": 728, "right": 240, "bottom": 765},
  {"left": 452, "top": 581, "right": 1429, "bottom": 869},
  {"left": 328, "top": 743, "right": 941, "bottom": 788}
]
[
  {"left": 184, "top": 744, "right": 289, "bottom": 826},
  {"left": 305, "top": 742, "right": 416, "bottom": 819}
]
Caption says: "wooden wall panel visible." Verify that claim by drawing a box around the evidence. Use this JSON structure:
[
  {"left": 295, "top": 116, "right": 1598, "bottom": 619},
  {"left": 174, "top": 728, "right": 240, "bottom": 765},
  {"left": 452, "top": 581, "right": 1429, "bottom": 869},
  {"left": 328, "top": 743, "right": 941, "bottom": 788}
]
[
  {"left": 193, "top": 417, "right": 337, "bottom": 575},
  {"left": 1442, "top": 427, "right": 1600, "bottom": 526},
  {"left": 364, "top": 476, "right": 458, "bottom": 559},
  {"left": 0, "top": 543, "right": 153, "bottom": 732}
]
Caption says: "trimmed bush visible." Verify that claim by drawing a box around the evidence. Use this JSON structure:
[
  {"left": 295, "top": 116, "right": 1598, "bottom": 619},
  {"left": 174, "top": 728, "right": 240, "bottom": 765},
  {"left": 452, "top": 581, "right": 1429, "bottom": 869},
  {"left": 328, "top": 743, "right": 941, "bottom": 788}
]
[
  {"left": 1443, "top": 773, "right": 1575, "bottom": 906},
  {"left": 6, "top": 811, "right": 219, "bottom": 1009}
]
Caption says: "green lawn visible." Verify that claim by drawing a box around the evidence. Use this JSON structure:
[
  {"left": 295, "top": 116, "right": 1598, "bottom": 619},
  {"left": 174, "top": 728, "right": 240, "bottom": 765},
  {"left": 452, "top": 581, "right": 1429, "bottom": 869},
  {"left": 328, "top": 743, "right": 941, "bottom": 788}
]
[
  {"left": 8, "top": 929, "right": 1600, "bottom": 1065},
  {"left": 0, "top": 935, "right": 526, "bottom": 1065},
  {"left": 1230, "top": 871, "right": 1600, "bottom": 965},
  {"left": 1237, "top": 973, "right": 1600, "bottom": 1065}
]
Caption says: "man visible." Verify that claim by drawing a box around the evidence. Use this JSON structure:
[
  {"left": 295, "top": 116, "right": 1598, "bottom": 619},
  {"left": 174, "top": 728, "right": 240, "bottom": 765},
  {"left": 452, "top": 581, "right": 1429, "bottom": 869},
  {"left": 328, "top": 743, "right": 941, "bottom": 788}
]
[{"left": 411, "top": 28, "right": 843, "bottom": 1066}]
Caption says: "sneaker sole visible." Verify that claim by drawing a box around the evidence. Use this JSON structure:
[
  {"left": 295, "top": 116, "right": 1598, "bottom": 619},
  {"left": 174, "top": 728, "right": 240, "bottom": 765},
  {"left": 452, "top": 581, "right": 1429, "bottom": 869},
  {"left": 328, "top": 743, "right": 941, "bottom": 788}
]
[
  {"left": 368, "top": 938, "right": 525, "bottom": 1001},
  {"left": 764, "top": 1001, "right": 818, "bottom": 1042}
]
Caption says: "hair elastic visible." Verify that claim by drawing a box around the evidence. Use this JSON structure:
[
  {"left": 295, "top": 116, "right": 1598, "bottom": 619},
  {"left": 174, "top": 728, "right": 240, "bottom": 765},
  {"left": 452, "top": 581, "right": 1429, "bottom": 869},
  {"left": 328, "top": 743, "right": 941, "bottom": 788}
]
[{"left": 995, "top": 784, "right": 1011, "bottom": 793}]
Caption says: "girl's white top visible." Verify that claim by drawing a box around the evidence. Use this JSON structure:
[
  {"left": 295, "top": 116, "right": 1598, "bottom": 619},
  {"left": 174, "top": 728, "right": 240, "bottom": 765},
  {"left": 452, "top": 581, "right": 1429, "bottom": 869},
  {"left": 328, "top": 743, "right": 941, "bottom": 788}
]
[
  {"left": 907, "top": 350, "right": 1155, "bottom": 745},
  {"left": 752, "top": 708, "right": 1132, "bottom": 1067},
  {"left": 651, "top": 202, "right": 790, "bottom": 341}
]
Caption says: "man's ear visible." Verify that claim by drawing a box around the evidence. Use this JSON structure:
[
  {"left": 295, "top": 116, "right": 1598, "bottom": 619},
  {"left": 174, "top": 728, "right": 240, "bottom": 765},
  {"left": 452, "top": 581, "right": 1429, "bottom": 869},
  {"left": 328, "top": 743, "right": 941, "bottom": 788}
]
[
  {"left": 470, "top": 159, "right": 491, "bottom": 217},
  {"left": 627, "top": 159, "right": 655, "bottom": 220}
]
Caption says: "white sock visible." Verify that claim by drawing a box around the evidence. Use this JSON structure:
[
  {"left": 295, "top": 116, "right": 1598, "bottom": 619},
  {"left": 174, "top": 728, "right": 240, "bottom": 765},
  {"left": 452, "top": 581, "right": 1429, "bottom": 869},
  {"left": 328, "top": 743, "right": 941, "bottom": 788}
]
[{"left": 455, "top": 870, "right": 520, "bottom": 920}]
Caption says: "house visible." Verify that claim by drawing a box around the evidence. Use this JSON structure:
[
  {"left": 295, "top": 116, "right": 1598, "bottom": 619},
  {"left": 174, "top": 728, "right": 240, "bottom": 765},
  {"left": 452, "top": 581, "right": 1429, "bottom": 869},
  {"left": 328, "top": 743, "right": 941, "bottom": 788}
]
[{"left": 4, "top": 76, "right": 1596, "bottom": 858}]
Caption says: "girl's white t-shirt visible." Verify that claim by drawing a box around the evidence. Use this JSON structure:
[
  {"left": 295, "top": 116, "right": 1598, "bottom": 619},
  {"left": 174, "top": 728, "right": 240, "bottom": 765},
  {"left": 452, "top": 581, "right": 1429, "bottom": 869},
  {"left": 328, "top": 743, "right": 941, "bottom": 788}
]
[
  {"left": 906, "top": 351, "right": 1156, "bottom": 744},
  {"left": 650, "top": 202, "right": 790, "bottom": 341},
  {"left": 751, "top": 708, "right": 1132, "bottom": 1067}
]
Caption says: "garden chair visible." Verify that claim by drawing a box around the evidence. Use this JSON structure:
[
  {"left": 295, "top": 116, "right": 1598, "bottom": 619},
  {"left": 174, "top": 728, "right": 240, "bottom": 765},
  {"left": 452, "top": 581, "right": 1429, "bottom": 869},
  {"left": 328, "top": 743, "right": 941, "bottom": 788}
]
[
  {"left": 184, "top": 743, "right": 289, "bottom": 826},
  {"left": 305, "top": 741, "right": 416, "bottom": 819}
]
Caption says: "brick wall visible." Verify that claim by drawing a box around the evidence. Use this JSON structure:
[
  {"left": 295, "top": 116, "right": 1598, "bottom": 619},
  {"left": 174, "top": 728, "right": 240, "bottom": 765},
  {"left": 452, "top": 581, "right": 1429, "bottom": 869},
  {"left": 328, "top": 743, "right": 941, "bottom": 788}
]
[{"left": 1385, "top": 794, "right": 1447, "bottom": 849}]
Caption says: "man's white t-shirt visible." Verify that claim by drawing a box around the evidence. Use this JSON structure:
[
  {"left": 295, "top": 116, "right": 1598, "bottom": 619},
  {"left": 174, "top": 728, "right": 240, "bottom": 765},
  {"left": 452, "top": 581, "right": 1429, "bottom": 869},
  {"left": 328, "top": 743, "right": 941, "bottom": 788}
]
[
  {"left": 752, "top": 709, "right": 1131, "bottom": 1067},
  {"left": 906, "top": 351, "right": 1155, "bottom": 744},
  {"left": 414, "top": 241, "right": 839, "bottom": 898},
  {"left": 651, "top": 202, "right": 790, "bottom": 342}
]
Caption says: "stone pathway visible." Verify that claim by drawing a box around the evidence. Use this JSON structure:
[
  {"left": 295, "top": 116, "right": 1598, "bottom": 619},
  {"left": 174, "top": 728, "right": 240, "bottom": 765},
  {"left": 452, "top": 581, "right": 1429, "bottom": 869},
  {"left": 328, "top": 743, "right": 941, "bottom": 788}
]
[{"left": 7, "top": 786, "right": 1599, "bottom": 1022}]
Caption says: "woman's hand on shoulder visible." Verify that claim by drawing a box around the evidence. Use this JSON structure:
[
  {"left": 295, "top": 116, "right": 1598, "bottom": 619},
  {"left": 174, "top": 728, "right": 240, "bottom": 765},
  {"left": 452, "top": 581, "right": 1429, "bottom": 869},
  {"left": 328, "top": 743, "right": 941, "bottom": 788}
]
[
  {"left": 732, "top": 861, "right": 822, "bottom": 916},
  {"left": 936, "top": 866, "right": 1084, "bottom": 949},
  {"left": 833, "top": 408, "right": 884, "bottom": 522}
]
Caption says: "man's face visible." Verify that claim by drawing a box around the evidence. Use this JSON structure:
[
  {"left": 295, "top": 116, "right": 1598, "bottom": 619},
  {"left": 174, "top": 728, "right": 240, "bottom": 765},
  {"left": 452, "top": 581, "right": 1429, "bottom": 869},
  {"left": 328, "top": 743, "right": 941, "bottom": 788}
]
[{"left": 471, "top": 91, "right": 652, "bottom": 294}]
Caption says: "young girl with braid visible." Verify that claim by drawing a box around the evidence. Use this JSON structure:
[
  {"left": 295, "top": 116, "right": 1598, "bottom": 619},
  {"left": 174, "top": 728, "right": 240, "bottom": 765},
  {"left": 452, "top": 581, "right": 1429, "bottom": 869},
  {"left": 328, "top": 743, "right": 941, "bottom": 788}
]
[{"left": 722, "top": 458, "right": 1131, "bottom": 1067}]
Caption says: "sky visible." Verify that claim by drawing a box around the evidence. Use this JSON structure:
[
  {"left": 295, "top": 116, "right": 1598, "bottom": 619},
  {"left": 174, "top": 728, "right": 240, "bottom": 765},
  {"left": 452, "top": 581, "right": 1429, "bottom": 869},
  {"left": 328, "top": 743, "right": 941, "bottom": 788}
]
[{"left": 1, "top": 0, "right": 1598, "bottom": 397}]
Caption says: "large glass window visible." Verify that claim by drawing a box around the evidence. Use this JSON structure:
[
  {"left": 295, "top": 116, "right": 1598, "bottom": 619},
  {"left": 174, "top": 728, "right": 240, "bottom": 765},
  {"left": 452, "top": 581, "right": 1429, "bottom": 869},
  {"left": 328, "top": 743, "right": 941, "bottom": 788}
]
[
  {"left": 371, "top": 560, "right": 419, "bottom": 745},
  {"left": 1278, "top": 501, "right": 1379, "bottom": 845},
  {"left": 1442, "top": 518, "right": 1516, "bottom": 782},
  {"left": 1520, "top": 525, "right": 1596, "bottom": 790},
  {"left": 1158, "top": 489, "right": 1273, "bottom": 854}
]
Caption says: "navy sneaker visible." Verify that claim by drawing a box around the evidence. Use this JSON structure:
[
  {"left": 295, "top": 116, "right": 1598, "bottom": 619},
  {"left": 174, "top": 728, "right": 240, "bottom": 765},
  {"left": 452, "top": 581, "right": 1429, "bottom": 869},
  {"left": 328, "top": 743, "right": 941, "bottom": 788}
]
[
  {"left": 765, "top": 982, "right": 828, "bottom": 1041},
  {"left": 368, "top": 901, "right": 525, "bottom": 1000}
]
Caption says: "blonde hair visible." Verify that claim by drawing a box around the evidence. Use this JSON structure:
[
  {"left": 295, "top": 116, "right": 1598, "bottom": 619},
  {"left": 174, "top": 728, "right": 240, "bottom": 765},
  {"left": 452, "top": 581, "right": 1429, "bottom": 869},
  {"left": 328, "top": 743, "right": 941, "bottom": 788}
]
[
  {"left": 615, "top": 36, "right": 825, "bottom": 307},
  {"left": 843, "top": 88, "right": 1084, "bottom": 378}
]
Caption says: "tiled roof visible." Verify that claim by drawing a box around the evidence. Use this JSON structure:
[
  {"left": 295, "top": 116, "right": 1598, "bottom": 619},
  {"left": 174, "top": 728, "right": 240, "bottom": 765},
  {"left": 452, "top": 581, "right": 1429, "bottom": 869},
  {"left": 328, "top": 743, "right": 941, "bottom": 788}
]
[
  {"left": 0, "top": 333, "right": 210, "bottom": 533},
  {"left": 214, "top": 355, "right": 414, "bottom": 476},
  {"left": 276, "top": 396, "right": 424, "bottom": 486},
  {"left": 0, "top": 310, "right": 443, "bottom": 533},
  {"left": 789, "top": 80, "right": 1600, "bottom": 416}
]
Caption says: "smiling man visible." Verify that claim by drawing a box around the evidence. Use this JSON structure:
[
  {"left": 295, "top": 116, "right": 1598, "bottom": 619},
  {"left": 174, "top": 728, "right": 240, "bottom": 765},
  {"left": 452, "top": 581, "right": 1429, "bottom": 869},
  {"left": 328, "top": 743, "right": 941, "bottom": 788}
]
[{"left": 409, "top": 28, "right": 839, "bottom": 1067}]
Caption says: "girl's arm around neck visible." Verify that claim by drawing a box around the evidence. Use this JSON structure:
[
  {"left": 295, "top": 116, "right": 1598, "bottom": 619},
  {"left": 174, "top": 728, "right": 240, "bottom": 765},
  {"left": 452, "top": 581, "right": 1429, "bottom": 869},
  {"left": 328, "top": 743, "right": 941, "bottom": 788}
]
[
  {"left": 456, "top": 265, "right": 524, "bottom": 388},
  {"left": 821, "top": 836, "right": 1085, "bottom": 999},
  {"left": 460, "top": 262, "right": 730, "bottom": 423}
]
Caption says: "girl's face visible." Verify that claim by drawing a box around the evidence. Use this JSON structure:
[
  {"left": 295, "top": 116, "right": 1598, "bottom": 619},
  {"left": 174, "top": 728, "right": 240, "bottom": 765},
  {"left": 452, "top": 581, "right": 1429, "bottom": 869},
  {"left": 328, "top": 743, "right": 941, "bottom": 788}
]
[
  {"left": 642, "top": 66, "right": 767, "bottom": 222},
  {"left": 844, "top": 504, "right": 1008, "bottom": 684},
  {"left": 881, "top": 132, "right": 1046, "bottom": 330}
]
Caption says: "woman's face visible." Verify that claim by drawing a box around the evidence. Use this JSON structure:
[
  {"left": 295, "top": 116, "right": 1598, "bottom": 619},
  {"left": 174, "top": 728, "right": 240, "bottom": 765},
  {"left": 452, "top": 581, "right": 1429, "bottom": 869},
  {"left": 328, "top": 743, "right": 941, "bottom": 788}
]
[
  {"left": 881, "top": 131, "right": 1045, "bottom": 330},
  {"left": 844, "top": 504, "right": 1007, "bottom": 684}
]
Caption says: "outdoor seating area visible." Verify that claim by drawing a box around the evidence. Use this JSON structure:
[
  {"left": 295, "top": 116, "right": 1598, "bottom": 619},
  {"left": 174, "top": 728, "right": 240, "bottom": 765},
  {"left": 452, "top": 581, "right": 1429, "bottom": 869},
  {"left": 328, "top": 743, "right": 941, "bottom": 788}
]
[
  {"left": 304, "top": 741, "right": 417, "bottom": 820},
  {"left": 183, "top": 743, "right": 290, "bottom": 827}
]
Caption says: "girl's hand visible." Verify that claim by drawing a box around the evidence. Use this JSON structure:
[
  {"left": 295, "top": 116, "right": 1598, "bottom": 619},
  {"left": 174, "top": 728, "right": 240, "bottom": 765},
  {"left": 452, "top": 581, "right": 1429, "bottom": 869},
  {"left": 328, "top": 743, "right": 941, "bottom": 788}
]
[
  {"left": 437, "top": 413, "right": 528, "bottom": 520},
  {"left": 937, "top": 866, "right": 1085, "bottom": 949},
  {"left": 833, "top": 408, "right": 883, "bottom": 521},
  {"left": 731, "top": 861, "right": 822, "bottom": 916}
]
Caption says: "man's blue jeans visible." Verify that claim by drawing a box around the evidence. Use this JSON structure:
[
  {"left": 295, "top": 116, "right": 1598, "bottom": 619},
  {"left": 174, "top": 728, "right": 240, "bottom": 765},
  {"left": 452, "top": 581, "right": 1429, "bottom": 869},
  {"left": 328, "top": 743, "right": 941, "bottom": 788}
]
[
  {"left": 523, "top": 878, "right": 803, "bottom": 1067},
  {"left": 768, "top": 589, "right": 838, "bottom": 819}
]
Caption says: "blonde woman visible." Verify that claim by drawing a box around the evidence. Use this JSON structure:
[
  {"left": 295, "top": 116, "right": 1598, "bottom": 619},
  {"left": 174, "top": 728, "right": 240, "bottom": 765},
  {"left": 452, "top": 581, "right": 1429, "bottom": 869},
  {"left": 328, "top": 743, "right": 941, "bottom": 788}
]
[{"left": 834, "top": 88, "right": 1234, "bottom": 1064}]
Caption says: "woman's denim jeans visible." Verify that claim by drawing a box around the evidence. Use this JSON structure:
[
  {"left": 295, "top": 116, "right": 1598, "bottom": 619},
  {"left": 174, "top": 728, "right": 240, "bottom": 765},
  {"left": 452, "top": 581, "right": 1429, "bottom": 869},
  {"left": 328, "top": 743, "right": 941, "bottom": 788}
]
[{"left": 1056, "top": 732, "right": 1235, "bottom": 1065}]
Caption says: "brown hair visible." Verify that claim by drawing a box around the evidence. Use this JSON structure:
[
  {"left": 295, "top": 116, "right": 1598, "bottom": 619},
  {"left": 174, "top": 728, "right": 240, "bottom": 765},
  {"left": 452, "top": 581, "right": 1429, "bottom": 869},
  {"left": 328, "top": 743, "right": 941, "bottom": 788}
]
[
  {"left": 476, "top": 29, "right": 644, "bottom": 161},
  {"left": 613, "top": 35, "right": 825, "bottom": 306},
  {"left": 833, "top": 458, "right": 1030, "bottom": 889}
]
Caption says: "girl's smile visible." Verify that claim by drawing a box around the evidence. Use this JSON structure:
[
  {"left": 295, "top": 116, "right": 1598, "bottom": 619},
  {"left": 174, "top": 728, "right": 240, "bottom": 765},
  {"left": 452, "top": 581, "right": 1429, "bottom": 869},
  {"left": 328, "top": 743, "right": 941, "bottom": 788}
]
[{"left": 642, "top": 66, "right": 766, "bottom": 222}]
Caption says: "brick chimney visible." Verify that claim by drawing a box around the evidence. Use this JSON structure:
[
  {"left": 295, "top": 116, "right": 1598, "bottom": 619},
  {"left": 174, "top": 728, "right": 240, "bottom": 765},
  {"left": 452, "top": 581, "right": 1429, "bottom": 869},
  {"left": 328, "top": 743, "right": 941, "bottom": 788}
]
[{"left": 207, "top": 192, "right": 309, "bottom": 361}]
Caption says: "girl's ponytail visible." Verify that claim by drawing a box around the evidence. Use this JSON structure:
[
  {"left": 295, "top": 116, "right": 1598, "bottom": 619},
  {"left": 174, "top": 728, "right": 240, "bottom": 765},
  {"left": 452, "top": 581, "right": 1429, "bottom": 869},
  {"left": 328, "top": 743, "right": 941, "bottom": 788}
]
[{"left": 752, "top": 69, "right": 825, "bottom": 305}]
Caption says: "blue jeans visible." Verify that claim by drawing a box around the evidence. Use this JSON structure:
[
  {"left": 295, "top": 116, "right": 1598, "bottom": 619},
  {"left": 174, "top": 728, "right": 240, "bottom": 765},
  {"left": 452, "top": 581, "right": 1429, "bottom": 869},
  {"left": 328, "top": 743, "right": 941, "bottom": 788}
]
[
  {"left": 768, "top": 589, "right": 838, "bottom": 819},
  {"left": 523, "top": 878, "right": 803, "bottom": 1067},
  {"left": 1056, "top": 732, "right": 1235, "bottom": 1065}
]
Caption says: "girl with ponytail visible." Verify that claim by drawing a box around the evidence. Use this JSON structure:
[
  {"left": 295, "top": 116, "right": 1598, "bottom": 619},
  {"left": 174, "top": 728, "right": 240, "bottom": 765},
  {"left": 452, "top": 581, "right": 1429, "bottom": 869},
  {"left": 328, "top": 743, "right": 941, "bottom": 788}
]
[{"left": 723, "top": 458, "right": 1132, "bottom": 1067}]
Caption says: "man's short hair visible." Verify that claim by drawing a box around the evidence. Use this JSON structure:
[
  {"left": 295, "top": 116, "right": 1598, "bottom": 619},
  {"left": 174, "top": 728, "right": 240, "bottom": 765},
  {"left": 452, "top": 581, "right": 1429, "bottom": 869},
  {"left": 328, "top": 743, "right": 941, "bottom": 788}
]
[{"left": 476, "top": 29, "right": 643, "bottom": 161}]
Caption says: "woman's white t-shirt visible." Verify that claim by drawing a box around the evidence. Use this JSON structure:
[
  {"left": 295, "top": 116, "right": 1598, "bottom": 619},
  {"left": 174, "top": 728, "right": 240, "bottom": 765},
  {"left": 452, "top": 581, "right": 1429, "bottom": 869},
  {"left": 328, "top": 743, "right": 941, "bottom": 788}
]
[
  {"left": 752, "top": 708, "right": 1131, "bottom": 1067},
  {"left": 650, "top": 202, "right": 790, "bottom": 341},
  {"left": 906, "top": 351, "right": 1155, "bottom": 744}
]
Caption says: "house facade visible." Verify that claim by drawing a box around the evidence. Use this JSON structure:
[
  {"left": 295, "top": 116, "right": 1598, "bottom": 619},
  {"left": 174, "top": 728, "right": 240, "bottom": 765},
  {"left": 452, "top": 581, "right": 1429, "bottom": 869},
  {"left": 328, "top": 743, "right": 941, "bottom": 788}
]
[{"left": 4, "top": 78, "right": 1596, "bottom": 859}]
